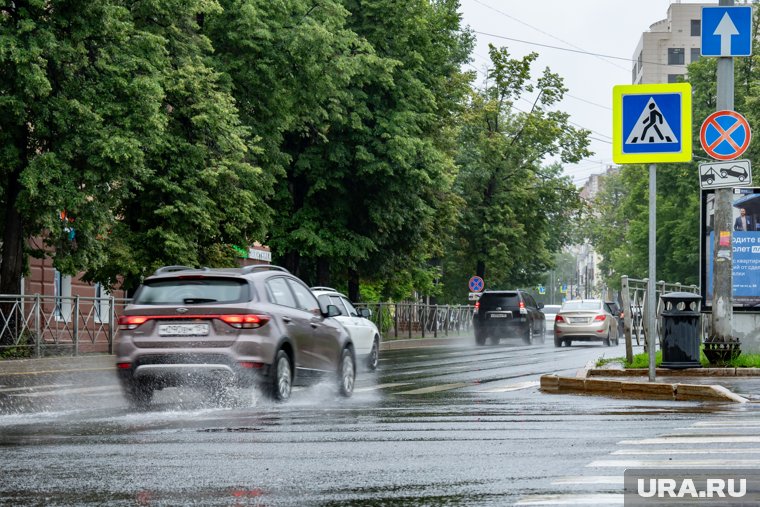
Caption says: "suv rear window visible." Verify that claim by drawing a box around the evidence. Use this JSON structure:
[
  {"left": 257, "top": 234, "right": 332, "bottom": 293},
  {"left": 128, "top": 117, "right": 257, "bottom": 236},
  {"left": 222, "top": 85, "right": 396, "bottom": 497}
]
[
  {"left": 133, "top": 278, "right": 250, "bottom": 305},
  {"left": 479, "top": 293, "right": 520, "bottom": 310}
]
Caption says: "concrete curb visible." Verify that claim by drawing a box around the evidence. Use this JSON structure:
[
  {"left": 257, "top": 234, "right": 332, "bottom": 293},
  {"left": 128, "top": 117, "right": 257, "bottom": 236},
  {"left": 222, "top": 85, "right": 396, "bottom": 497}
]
[
  {"left": 540, "top": 374, "right": 749, "bottom": 403},
  {"left": 588, "top": 367, "right": 760, "bottom": 377}
]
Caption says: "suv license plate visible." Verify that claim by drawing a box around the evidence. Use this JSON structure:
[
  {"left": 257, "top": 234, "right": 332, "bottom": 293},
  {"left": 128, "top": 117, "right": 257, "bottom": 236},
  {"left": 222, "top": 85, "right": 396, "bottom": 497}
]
[
  {"left": 489, "top": 313, "right": 510, "bottom": 319},
  {"left": 158, "top": 324, "right": 209, "bottom": 336}
]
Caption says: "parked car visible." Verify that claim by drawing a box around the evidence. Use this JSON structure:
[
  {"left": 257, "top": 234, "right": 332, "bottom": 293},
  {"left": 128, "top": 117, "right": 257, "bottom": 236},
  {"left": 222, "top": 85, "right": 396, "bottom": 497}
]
[
  {"left": 542, "top": 304, "right": 562, "bottom": 334},
  {"left": 473, "top": 290, "right": 545, "bottom": 345},
  {"left": 553, "top": 299, "right": 620, "bottom": 348},
  {"left": 311, "top": 287, "right": 381, "bottom": 371},
  {"left": 115, "top": 265, "right": 356, "bottom": 408}
]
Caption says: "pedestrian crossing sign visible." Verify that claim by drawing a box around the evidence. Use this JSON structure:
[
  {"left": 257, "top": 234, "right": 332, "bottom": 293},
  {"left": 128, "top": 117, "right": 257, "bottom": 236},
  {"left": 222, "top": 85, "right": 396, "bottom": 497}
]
[{"left": 613, "top": 83, "right": 692, "bottom": 164}]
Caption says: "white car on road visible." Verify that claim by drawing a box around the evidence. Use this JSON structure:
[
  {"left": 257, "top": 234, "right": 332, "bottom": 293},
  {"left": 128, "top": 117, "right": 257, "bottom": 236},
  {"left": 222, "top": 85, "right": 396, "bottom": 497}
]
[{"left": 311, "top": 287, "right": 381, "bottom": 370}]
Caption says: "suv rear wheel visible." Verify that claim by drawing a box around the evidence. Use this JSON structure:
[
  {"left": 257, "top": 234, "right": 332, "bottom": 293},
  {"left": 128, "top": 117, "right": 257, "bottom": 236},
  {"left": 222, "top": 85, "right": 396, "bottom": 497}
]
[
  {"left": 523, "top": 326, "right": 534, "bottom": 345},
  {"left": 338, "top": 348, "right": 355, "bottom": 397},
  {"left": 267, "top": 350, "right": 292, "bottom": 401}
]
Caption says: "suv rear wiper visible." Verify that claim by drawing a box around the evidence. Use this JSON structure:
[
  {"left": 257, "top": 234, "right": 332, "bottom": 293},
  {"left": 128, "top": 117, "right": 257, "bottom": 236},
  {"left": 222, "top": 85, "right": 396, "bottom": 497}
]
[{"left": 183, "top": 298, "right": 217, "bottom": 304}]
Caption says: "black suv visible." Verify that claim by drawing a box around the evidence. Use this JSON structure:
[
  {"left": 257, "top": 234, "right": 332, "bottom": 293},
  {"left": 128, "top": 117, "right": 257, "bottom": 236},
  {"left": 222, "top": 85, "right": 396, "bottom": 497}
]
[
  {"left": 473, "top": 290, "right": 545, "bottom": 345},
  {"left": 115, "top": 265, "right": 356, "bottom": 408}
]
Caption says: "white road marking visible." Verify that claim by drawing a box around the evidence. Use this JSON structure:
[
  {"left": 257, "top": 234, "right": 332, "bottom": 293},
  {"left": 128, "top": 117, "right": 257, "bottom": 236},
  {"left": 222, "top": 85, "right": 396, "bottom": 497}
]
[
  {"left": 588, "top": 459, "right": 760, "bottom": 468},
  {"left": 552, "top": 476, "right": 623, "bottom": 486},
  {"left": 0, "top": 383, "right": 74, "bottom": 393},
  {"left": 612, "top": 448, "right": 760, "bottom": 455},
  {"left": 619, "top": 436, "right": 760, "bottom": 445},
  {"left": 479, "top": 380, "right": 540, "bottom": 393},
  {"left": 11, "top": 385, "right": 120, "bottom": 398},
  {"left": 515, "top": 494, "right": 622, "bottom": 505},
  {"left": 398, "top": 382, "right": 472, "bottom": 394},
  {"left": 353, "top": 383, "right": 412, "bottom": 393}
]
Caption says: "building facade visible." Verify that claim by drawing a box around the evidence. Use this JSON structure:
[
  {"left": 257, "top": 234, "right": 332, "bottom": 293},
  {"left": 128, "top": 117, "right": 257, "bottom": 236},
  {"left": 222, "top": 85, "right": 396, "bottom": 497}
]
[{"left": 631, "top": 2, "right": 710, "bottom": 85}]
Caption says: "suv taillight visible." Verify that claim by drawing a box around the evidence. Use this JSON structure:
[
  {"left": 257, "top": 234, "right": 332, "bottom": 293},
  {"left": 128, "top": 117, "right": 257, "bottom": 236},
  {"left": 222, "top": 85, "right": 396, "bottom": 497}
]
[
  {"left": 474, "top": 301, "right": 480, "bottom": 314},
  {"left": 219, "top": 314, "right": 269, "bottom": 329},
  {"left": 118, "top": 315, "right": 149, "bottom": 330},
  {"left": 519, "top": 301, "right": 527, "bottom": 315}
]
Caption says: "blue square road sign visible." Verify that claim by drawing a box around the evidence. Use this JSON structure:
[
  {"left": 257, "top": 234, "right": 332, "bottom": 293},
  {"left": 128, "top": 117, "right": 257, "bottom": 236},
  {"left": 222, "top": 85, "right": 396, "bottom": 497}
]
[{"left": 701, "top": 6, "right": 753, "bottom": 57}]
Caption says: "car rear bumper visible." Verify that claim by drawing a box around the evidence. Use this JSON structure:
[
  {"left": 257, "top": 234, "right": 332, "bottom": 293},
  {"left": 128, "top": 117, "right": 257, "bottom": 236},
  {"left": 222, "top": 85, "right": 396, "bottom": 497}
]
[{"left": 554, "top": 321, "right": 608, "bottom": 340}]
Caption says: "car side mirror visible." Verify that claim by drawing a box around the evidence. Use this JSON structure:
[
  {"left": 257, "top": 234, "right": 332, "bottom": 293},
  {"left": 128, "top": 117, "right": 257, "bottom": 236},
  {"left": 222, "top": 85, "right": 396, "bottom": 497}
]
[
  {"left": 538, "top": 302, "right": 544, "bottom": 309},
  {"left": 359, "top": 308, "right": 372, "bottom": 319},
  {"left": 326, "top": 304, "right": 342, "bottom": 318}
]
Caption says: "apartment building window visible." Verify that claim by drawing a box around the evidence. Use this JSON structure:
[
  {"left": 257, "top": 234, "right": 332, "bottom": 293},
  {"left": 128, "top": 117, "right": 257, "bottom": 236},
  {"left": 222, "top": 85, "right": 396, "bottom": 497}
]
[
  {"left": 668, "top": 74, "right": 683, "bottom": 83},
  {"left": 691, "top": 19, "right": 701, "bottom": 37},
  {"left": 54, "top": 269, "right": 72, "bottom": 322},
  {"left": 668, "top": 48, "right": 685, "bottom": 65},
  {"left": 691, "top": 47, "right": 701, "bottom": 63}
]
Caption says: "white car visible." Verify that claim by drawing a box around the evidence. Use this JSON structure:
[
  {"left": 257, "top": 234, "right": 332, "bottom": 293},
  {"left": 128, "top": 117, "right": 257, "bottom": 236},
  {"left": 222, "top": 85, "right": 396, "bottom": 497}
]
[{"left": 311, "top": 287, "right": 381, "bottom": 370}]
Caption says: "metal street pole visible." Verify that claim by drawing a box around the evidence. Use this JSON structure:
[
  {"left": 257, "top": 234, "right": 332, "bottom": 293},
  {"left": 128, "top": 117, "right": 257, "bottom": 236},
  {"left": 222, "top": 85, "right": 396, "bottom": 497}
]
[
  {"left": 712, "top": 0, "right": 735, "bottom": 347},
  {"left": 648, "top": 163, "right": 657, "bottom": 382}
]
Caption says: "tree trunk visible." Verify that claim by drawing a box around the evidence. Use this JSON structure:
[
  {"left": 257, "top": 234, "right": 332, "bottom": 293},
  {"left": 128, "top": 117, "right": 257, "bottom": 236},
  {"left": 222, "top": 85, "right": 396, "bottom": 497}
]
[
  {"left": 476, "top": 260, "right": 485, "bottom": 279},
  {"left": 316, "top": 258, "right": 330, "bottom": 287},
  {"left": 348, "top": 268, "right": 360, "bottom": 302},
  {"left": 0, "top": 169, "right": 25, "bottom": 346},
  {"left": 282, "top": 250, "right": 300, "bottom": 278}
]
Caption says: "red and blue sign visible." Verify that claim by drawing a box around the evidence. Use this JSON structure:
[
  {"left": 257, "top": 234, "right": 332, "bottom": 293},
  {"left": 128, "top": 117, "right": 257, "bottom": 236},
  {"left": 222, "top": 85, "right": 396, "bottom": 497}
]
[
  {"left": 700, "top": 110, "right": 752, "bottom": 161},
  {"left": 468, "top": 276, "right": 484, "bottom": 293}
]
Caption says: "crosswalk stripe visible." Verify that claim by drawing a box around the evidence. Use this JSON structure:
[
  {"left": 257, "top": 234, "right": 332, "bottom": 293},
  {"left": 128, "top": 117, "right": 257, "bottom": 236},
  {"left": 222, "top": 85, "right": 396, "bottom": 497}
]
[
  {"left": 619, "top": 436, "right": 760, "bottom": 445},
  {"left": 588, "top": 459, "right": 760, "bottom": 468},
  {"left": 612, "top": 448, "right": 760, "bottom": 455},
  {"left": 552, "top": 476, "right": 622, "bottom": 486},
  {"left": 515, "top": 494, "right": 622, "bottom": 505},
  {"left": 479, "top": 380, "right": 539, "bottom": 393}
]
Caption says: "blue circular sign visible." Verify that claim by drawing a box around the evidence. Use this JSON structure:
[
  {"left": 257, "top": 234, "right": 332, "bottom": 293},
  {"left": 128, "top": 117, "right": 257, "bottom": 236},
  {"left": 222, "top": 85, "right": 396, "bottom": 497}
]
[{"left": 468, "top": 276, "right": 484, "bottom": 292}]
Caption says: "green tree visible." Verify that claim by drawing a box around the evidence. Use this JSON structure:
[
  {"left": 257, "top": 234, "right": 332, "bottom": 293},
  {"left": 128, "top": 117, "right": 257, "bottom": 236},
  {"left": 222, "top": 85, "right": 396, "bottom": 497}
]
[
  {"left": 442, "top": 45, "right": 590, "bottom": 301},
  {"left": 89, "top": 0, "right": 273, "bottom": 292},
  {"left": 0, "top": 0, "right": 168, "bottom": 298}
]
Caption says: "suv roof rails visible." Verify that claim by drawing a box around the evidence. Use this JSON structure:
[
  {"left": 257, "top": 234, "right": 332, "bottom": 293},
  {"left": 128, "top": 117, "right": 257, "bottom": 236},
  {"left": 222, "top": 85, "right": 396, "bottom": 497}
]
[
  {"left": 152, "top": 265, "right": 211, "bottom": 276},
  {"left": 240, "top": 264, "right": 290, "bottom": 275},
  {"left": 310, "top": 286, "right": 339, "bottom": 292}
]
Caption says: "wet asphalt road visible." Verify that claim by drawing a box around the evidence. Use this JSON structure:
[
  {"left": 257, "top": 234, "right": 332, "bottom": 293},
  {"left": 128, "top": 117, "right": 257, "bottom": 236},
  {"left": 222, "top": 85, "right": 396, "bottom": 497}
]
[{"left": 1, "top": 337, "right": 759, "bottom": 506}]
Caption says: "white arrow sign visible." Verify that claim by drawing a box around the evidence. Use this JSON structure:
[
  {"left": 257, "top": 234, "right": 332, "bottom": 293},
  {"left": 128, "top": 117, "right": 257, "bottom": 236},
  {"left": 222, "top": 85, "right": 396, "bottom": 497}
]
[{"left": 715, "top": 12, "right": 739, "bottom": 56}]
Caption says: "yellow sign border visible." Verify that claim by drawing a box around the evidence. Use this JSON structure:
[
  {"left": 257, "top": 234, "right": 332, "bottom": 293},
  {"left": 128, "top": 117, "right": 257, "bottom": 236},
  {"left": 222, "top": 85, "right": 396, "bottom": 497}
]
[{"left": 612, "top": 83, "right": 692, "bottom": 164}]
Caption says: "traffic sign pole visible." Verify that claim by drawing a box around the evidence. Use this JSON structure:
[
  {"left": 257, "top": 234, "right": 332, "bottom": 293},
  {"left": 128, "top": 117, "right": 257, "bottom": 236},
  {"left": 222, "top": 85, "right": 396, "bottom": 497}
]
[
  {"left": 647, "top": 163, "right": 657, "bottom": 382},
  {"left": 712, "top": 0, "right": 735, "bottom": 349}
]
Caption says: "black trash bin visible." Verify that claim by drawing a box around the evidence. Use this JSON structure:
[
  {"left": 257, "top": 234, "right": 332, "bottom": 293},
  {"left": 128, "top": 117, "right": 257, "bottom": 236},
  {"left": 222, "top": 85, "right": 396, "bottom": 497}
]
[{"left": 660, "top": 292, "right": 702, "bottom": 369}]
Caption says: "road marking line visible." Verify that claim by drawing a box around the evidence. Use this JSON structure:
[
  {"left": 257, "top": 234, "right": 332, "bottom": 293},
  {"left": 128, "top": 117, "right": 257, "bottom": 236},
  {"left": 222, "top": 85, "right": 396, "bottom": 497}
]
[
  {"left": 691, "top": 421, "right": 760, "bottom": 427},
  {"left": 0, "top": 367, "right": 114, "bottom": 376},
  {"left": 515, "top": 494, "right": 622, "bottom": 505},
  {"left": 398, "top": 382, "right": 472, "bottom": 394},
  {"left": 588, "top": 459, "right": 760, "bottom": 468},
  {"left": 353, "top": 383, "right": 412, "bottom": 393},
  {"left": 619, "top": 436, "right": 760, "bottom": 445},
  {"left": 552, "top": 476, "right": 623, "bottom": 486},
  {"left": 11, "top": 385, "right": 120, "bottom": 398},
  {"left": 0, "top": 383, "right": 74, "bottom": 393},
  {"left": 612, "top": 448, "right": 760, "bottom": 455},
  {"left": 479, "top": 380, "right": 540, "bottom": 393}
]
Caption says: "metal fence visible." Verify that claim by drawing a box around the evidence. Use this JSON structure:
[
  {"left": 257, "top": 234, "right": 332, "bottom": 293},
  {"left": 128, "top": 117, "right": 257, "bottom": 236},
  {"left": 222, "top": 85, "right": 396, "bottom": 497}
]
[
  {"left": 620, "top": 276, "right": 702, "bottom": 361},
  {"left": 0, "top": 294, "right": 474, "bottom": 358}
]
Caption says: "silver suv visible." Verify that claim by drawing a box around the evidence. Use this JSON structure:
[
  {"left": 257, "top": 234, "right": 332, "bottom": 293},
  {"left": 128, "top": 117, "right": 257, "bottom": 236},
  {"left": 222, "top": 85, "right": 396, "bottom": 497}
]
[{"left": 115, "top": 265, "right": 356, "bottom": 408}]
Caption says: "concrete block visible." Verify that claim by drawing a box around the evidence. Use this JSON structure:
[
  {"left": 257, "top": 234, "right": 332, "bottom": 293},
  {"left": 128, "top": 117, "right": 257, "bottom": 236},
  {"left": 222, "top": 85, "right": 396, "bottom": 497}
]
[
  {"left": 620, "top": 381, "right": 675, "bottom": 399},
  {"left": 539, "top": 375, "right": 559, "bottom": 391},
  {"left": 735, "top": 368, "right": 760, "bottom": 377},
  {"left": 584, "top": 379, "right": 623, "bottom": 394},
  {"left": 675, "top": 383, "right": 745, "bottom": 402},
  {"left": 557, "top": 377, "right": 586, "bottom": 391}
]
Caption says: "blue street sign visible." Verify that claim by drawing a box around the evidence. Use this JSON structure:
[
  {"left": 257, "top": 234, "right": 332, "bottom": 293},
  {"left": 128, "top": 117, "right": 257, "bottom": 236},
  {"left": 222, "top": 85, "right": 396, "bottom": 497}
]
[
  {"left": 538, "top": 285, "right": 545, "bottom": 295},
  {"left": 613, "top": 83, "right": 692, "bottom": 164},
  {"left": 468, "top": 276, "right": 484, "bottom": 293},
  {"left": 701, "top": 6, "right": 753, "bottom": 57}
]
